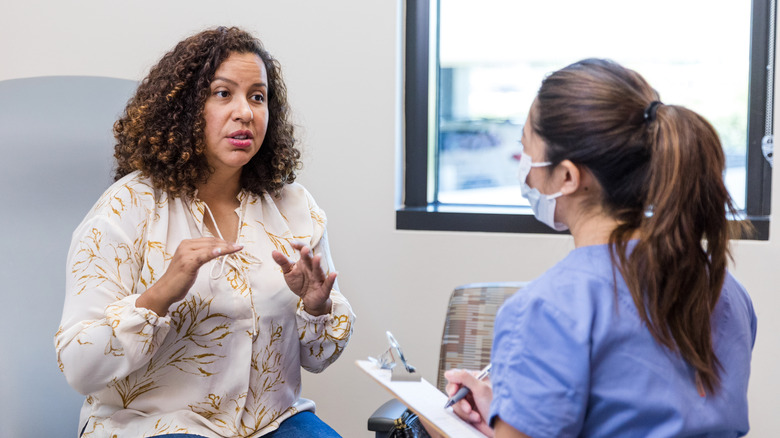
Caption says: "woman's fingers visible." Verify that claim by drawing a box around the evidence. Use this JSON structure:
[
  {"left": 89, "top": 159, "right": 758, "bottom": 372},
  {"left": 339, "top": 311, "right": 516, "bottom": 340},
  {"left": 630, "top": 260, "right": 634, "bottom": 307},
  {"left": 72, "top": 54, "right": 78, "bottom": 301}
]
[
  {"left": 207, "top": 242, "right": 242, "bottom": 259},
  {"left": 137, "top": 238, "right": 241, "bottom": 316},
  {"left": 184, "top": 239, "right": 242, "bottom": 268},
  {"left": 203, "top": 239, "right": 242, "bottom": 256},
  {"left": 285, "top": 243, "right": 328, "bottom": 280},
  {"left": 323, "top": 271, "right": 337, "bottom": 291},
  {"left": 276, "top": 243, "right": 334, "bottom": 310},
  {"left": 309, "top": 254, "right": 326, "bottom": 282},
  {"left": 271, "top": 250, "right": 295, "bottom": 274},
  {"left": 451, "top": 399, "right": 477, "bottom": 425},
  {"left": 296, "top": 244, "right": 316, "bottom": 272},
  {"left": 171, "top": 238, "right": 239, "bottom": 279},
  {"left": 445, "top": 368, "right": 470, "bottom": 388},
  {"left": 446, "top": 368, "right": 485, "bottom": 392},
  {"left": 445, "top": 368, "right": 493, "bottom": 427}
]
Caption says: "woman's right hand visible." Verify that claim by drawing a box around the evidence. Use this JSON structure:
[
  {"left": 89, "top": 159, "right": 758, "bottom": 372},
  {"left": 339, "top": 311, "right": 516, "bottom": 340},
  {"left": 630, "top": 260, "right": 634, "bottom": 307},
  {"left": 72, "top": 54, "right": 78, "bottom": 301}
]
[
  {"left": 445, "top": 368, "right": 495, "bottom": 437},
  {"left": 136, "top": 238, "right": 243, "bottom": 316}
]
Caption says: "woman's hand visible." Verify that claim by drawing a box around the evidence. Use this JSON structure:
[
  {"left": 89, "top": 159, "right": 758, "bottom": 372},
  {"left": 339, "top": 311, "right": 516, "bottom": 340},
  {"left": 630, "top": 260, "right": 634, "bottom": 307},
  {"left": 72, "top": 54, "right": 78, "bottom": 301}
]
[
  {"left": 137, "top": 238, "right": 243, "bottom": 316},
  {"left": 271, "top": 242, "right": 336, "bottom": 316},
  {"left": 445, "top": 368, "right": 495, "bottom": 437}
]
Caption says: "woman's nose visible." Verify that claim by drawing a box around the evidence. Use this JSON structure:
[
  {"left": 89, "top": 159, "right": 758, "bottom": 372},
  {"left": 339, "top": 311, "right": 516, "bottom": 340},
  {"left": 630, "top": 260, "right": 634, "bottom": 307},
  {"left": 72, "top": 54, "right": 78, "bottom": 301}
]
[{"left": 233, "top": 101, "right": 253, "bottom": 122}]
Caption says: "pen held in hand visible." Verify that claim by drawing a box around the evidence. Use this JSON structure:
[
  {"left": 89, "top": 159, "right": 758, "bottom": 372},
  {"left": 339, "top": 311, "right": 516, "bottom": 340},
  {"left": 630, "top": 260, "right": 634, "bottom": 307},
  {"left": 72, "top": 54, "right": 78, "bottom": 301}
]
[{"left": 444, "top": 363, "right": 492, "bottom": 409}]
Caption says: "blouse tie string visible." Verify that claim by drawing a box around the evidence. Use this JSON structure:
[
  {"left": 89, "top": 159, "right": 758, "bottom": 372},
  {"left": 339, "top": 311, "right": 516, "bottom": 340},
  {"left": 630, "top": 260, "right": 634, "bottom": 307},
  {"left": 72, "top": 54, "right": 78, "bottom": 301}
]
[{"left": 201, "top": 200, "right": 260, "bottom": 340}]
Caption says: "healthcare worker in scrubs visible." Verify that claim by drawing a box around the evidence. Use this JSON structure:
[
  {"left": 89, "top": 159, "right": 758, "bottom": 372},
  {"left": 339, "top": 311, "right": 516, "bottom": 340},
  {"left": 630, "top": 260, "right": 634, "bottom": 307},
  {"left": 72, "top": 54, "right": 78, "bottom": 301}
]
[{"left": 444, "top": 58, "right": 757, "bottom": 438}]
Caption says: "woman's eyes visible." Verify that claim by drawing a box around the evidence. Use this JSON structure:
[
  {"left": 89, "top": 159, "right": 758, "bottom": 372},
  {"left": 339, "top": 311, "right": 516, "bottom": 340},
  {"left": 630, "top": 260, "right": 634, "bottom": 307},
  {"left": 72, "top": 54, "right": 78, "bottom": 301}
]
[{"left": 212, "top": 90, "right": 265, "bottom": 103}]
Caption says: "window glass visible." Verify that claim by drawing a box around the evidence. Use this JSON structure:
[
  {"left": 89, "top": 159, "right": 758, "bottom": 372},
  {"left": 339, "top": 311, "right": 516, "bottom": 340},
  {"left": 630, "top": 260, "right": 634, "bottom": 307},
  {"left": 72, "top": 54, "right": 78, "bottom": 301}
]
[{"left": 436, "top": 0, "right": 751, "bottom": 209}]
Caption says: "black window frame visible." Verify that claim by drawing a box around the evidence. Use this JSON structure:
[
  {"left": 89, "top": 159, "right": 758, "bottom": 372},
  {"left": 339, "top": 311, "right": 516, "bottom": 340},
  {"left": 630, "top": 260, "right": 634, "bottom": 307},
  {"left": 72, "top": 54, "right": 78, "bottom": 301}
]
[{"left": 397, "top": 0, "right": 774, "bottom": 240}]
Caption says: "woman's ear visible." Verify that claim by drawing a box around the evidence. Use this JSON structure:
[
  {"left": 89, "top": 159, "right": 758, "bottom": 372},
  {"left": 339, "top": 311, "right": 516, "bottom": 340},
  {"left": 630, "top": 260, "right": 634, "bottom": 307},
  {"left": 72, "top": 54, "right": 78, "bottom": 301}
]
[{"left": 556, "top": 159, "right": 581, "bottom": 195}]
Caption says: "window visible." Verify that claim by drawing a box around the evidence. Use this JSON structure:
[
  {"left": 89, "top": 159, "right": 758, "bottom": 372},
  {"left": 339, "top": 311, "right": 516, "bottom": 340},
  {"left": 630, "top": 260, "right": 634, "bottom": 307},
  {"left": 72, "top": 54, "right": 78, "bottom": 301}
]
[{"left": 398, "top": 0, "right": 775, "bottom": 240}]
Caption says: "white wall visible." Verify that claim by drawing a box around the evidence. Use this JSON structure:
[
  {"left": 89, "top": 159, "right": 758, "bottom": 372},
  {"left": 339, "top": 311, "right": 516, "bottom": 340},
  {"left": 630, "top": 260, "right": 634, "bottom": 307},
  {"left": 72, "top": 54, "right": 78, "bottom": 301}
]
[{"left": 1, "top": 1, "right": 778, "bottom": 437}]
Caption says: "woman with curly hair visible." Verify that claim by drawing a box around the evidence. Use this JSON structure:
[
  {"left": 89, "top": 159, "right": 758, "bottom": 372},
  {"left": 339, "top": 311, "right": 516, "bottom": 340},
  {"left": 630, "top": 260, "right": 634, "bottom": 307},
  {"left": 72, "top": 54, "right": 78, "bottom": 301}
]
[{"left": 55, "top": 27, "right": 354, "bottom": 438}]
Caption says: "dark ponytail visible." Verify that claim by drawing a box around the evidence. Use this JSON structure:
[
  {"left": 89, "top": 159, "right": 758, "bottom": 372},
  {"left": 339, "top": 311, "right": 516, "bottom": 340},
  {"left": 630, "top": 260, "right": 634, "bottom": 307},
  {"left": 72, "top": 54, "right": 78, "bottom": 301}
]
[
  {"left": 534, "top": 58, "right": 745, "bottom": 394},
  {"left": 621, "top": 104, "right": 740, "bottom": 394}
]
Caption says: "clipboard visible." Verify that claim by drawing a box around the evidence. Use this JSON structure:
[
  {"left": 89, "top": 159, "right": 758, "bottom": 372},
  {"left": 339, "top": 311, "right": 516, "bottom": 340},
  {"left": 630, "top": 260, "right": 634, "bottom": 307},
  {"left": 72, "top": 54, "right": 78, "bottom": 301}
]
[{"left": 356, "top": 360, "right": 486, "bottom": 438}]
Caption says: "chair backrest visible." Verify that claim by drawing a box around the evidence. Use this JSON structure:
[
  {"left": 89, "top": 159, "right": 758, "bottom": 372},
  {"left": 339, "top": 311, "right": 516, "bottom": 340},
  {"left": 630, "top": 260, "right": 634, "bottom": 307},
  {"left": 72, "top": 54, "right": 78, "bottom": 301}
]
[
  {"left": 0, "top": 76, "right": 137, "bottom": 436},
  {"left": 436, "top": 282, "right": 528, "bottom": 391}
]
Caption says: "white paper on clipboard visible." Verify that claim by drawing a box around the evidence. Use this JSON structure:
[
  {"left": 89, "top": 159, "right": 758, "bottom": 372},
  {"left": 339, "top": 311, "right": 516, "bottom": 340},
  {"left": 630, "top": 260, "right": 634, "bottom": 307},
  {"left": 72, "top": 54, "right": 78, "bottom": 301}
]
[{"left": 356, "top": 360, "right": 486, "bottom": 438}]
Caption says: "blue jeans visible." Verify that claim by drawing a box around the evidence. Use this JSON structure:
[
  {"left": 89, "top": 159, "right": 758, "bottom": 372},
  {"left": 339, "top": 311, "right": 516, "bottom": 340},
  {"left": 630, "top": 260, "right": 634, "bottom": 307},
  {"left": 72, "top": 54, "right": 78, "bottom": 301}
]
[
  {"left": 265, "top": 411, "right": 340, "bottom": 438},
  {"left": 148, "top": 411, "right": 341, "bottom": 438}
]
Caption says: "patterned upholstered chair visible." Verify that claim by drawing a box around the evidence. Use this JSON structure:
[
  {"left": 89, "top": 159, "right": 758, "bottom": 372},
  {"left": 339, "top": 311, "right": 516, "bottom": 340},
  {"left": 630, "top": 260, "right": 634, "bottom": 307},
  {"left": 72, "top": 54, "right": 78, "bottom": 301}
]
[{"left": 367, "top": 281, "right": 528, "bottom": 437}]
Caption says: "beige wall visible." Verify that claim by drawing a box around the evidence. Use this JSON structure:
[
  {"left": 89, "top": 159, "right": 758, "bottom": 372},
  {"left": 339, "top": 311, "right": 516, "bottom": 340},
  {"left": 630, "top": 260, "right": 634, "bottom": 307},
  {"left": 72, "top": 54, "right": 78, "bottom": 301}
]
[{"left": 2, "top": 1, "right": 778, "bottom": 436}]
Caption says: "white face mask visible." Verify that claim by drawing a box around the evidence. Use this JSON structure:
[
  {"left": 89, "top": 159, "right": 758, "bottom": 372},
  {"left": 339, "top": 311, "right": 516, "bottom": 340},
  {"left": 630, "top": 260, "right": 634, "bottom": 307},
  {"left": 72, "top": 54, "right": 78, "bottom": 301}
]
[{"left": 517, "top": 147, "right": 568, "bottom": 231}]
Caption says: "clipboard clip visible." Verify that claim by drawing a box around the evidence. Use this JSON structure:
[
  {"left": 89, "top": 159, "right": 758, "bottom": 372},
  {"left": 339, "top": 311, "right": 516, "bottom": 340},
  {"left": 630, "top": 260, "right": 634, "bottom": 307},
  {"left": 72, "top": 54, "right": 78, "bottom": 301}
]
[{"left": 367, "top": 331, "right": 421, "bottom": 381}]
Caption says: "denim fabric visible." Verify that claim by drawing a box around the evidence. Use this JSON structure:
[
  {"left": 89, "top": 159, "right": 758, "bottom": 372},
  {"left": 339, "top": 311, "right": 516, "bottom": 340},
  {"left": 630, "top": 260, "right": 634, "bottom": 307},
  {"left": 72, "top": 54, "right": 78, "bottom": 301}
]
[
  {"left": 149, "top": 435, "right": 208, "bottom": 438},
  {"left": 266, "top": 411, "right": 341, "bottom": 438},
  {"left": 146, "top": 411, "right": 339, "bottom": 438}
]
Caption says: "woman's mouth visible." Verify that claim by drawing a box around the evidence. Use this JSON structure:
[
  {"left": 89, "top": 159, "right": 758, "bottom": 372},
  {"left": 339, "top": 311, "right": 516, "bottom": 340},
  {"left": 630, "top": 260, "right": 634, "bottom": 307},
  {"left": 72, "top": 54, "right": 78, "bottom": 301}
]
[{"left": 228, "top": 130, "right": 253, "bottom": 148}]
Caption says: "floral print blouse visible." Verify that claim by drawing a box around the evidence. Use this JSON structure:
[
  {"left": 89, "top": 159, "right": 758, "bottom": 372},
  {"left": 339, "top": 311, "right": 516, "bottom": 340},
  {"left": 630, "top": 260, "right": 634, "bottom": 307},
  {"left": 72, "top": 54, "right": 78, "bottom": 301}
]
[{"left": 55, "top": 171, "right": 355, "bottom": 437}]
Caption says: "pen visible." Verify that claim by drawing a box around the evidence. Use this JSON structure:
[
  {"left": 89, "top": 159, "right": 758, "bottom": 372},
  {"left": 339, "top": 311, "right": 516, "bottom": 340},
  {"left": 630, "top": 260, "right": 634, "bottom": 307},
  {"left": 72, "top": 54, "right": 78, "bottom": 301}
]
[{"left": 444, "top": 363, "right": 492, "bottom": 409}]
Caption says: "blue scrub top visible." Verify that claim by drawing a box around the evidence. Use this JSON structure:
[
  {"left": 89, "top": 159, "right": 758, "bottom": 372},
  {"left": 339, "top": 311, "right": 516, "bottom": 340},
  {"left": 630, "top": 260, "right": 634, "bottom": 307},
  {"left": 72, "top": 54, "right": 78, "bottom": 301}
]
[{"left": 489, "top": 243, "right": 756, "bottom": 437}]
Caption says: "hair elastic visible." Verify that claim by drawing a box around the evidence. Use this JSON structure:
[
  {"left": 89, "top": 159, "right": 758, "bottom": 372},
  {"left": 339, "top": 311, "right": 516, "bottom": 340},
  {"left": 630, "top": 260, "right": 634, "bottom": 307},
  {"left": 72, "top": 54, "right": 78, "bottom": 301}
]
[{"left": 644, "top": 101, "right": 663, "bottom": 123}]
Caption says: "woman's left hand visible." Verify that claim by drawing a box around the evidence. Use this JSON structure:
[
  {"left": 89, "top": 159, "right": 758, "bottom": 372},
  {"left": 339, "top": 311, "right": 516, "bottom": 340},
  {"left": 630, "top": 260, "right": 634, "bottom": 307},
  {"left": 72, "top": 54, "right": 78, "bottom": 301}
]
[{"left": 272, "top": 242, "right": 336, "bottom": 316}]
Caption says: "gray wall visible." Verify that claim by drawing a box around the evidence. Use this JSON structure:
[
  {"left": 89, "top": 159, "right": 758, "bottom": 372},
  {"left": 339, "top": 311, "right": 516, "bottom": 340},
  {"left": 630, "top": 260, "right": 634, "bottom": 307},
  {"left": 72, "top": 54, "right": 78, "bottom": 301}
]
[{"left": 0, "top": 77, "right": 137, "bottom": 436}]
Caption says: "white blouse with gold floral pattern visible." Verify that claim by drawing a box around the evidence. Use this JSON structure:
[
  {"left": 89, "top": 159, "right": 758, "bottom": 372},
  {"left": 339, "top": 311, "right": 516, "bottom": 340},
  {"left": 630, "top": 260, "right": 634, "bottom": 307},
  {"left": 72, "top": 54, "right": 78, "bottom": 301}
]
[{"left": 55, "top": 171, "right": 355, "bottom": 437}]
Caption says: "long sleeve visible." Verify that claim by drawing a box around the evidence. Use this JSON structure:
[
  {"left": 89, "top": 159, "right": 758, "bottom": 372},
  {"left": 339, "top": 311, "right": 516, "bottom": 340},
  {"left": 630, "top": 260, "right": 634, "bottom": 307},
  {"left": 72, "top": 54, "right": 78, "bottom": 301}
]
[
  {"left": 296, "top": 290, "right": 354, "bottom": 373},
  {"left": 55, "top": 180, "right": 172, "bottom": 395},
  {"left": 296, "top": 230, "right": 355, "bottom": 373},
  {"left": 296, "top": 234, "right": 355, "bottom": 373},
  {"left": 278, "top": 187, "right": 354, "bottom": 373}
]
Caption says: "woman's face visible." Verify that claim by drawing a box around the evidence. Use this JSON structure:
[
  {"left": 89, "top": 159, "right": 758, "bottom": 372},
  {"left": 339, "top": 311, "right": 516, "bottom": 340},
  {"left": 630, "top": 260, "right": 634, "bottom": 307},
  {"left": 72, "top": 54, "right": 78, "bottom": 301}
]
[{"left": 203, "top": 52, "right": 269, "bottom": 175}]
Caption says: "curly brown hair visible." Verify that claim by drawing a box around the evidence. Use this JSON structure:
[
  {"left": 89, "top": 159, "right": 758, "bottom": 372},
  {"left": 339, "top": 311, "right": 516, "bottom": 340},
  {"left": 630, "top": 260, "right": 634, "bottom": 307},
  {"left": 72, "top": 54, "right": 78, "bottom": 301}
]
[{"left": 113, "top": 26, "right": 300, "bottom": 198}]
